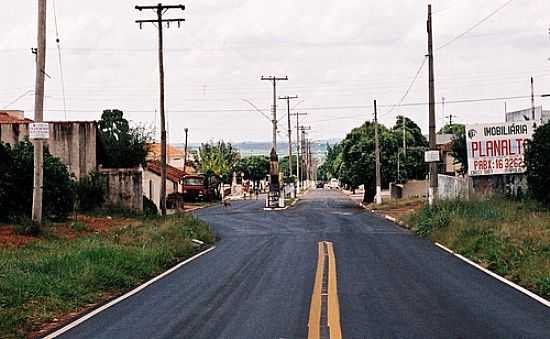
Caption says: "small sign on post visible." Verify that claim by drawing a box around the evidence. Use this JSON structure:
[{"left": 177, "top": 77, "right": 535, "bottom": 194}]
[
  {"left": 29, "top": 123, "right": 49, "bottom": 140},
  {"left": 424, "top": 150, "right": 440, "bottom": 163}
]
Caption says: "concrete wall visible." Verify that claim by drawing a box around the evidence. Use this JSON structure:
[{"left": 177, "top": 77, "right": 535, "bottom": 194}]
[
  {"left": 0, "top": 121, "right": 97, "bottom": 179},
  {"left": 98, "top": 168, "right": 143, "bottom": 212},
  {"left": 472, "top": 174, "right": 527, "bottom": 198},
  {"left": 438, "top": 174, "right": 473, "bottom": 200}
]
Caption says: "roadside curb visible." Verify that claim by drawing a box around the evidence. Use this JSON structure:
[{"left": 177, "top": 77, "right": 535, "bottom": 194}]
[
  {"left": 354, "top": 196, "right": 550, "bottom": 309},
  {"left": 435, "top": 242, "right": 550, "bottom": 308},
  {"left": 42, "top": 246, "right": 217, "bottom": 338}
]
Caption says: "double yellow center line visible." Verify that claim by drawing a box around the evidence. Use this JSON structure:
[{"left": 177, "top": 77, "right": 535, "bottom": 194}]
[{"left": 308, "top": 241, "right": 342, "bottom": 339}]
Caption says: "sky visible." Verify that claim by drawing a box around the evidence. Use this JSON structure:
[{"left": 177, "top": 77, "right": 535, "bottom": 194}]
[{"left": 1, "top": 0, "right": 549, "bottom": 144}]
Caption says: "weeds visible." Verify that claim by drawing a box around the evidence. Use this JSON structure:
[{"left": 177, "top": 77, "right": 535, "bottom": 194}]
[
  {"left": 0, "top": 213, "right": 214, "bottom": 338},
  {"left": 407, "top": 197, "right": 550, "bottom": 300}
]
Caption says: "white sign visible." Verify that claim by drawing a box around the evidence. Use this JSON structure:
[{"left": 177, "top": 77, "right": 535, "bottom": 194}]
[
  {"left": 424, "top": 150, "right": 440, "bottom": 163},
  {"left": 466, "top": 121, "right": 534, "bottom": 176},
  {"left": 29, "top": 123, "right": 50, "bottom": 140}
]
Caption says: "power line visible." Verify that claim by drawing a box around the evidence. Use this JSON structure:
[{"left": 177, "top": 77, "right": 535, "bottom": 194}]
[
  {"left": 382, "top": 56, "right": 427, "bottom": 117},
  {"left": 52, "top": 0, "right": 67, "bottom": 120},
  {"left": 437, "top": 0, "right": 515, "bottom": 51}
]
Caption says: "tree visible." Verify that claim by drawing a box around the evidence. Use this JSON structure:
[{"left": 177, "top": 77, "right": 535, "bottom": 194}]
[
  {"left": 525, "top": 122, "right": 550, "bottom": 205},
  {"left": 392, "top": 116, "right": 428, "bottom": 181},
  {"left": 0, "top": 141, "right": 75, "bottom": 222},
  {"left": 197, "top": 141, "right": 240, "bottom": 184},
  {"left": 97, "top": 109, "right": 150, "bottom": 168},
  {"left": 339, "top": 121, "right": 398, "bottom": 202},
  {"left": 234, "top": 156, "right": 269, "bottom": 187},
  {"left": 439, "top": 123, "right": 467, "bottom": 175},
  {"left": 318, "top": 143, "right": 343, "bottom": 182}
]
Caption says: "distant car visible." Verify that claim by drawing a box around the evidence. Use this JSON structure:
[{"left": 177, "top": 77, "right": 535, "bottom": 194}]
[
  {"left": 316, "top": 181, "right": 324, "bottom": 189},
  {"left": 328, "top": 178, "right": 340, "bottom": 190}
]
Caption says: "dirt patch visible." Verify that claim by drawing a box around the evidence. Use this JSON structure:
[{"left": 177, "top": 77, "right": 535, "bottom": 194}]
[
  {"left": 0, "top": 215, "right": 142, "bottom": 247},
  {"left": 0, "top": 226, "right": 35, "bottom": 247}
]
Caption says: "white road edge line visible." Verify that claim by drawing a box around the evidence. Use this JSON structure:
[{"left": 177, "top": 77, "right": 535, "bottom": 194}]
[
  {"left": 434, "top": 242, "right": 550, "bottom": 308},
  {"left": 43, "top": 246, "right": 217, "bottom": 339}
]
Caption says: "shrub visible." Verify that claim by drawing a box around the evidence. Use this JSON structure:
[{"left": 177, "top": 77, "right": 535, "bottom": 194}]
[
  {"left": 525, "top": 122, "right": 550, "bottom": 206},
  {"left": 0, "top": 141, "right": 75, "bottom": 221},
  {"left": 75, "top": 172, "right": 105, "bottom": 211}
]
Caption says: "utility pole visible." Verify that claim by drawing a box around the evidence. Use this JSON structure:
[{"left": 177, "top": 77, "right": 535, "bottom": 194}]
[
  {"left": 279, "top": 95, "right": 298, "bottom": 177},
  {"left": 531, "top": 77, "right": 536, "bottom": 121},
  {"left": 261, "top": 76, "right": 288, "bottom": 153},
  {"left": 183, "top": 128, "right": 189, "bottom": 173},
  {"left": 136, "top": 3, "right": 185, "bottom": 216},
  {"left": 299, "top": 126, "right": 311, "bottom": 188},
  {"left": 445, "top": 114, "right": 456, "bottom": 126},
  {"left": 261, "top": 76, "right": 288, "bottom": 207},
  {"left": 374, "top": 100, "right": 382, "bottom": 205},
  {"left": 427, "top": 4, "right": 438, "bottom": 206},
  {"left": 291, "top": 112, "right": 307, "bottom": 192},
  {"left": 32, "top": 0, "right": 47, "bottom": 225}
]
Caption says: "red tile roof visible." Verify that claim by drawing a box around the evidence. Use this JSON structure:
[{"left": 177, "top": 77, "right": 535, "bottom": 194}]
[
  {"left": 0, "top": 112, "right": 33, "bottom": 123},
  {"left": 146, "top": 160, "right": 187, "bottom": 183}
]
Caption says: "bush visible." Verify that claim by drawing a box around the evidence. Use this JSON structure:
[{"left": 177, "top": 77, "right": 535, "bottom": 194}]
[
  {"left": 75, "top": 172, "right": 105, "bottom": 211},
  {"left": 143, "top": 196, "right": 158, "bottom": 216},
  {"left": 0, "top": 141, "right": 75, "bottom": 221},
  {"left": 526, "top": 122, "right": 550, "bottom": 206}
]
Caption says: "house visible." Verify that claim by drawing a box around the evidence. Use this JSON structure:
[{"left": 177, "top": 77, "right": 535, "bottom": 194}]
[
  {"left": 146, "top": 143, "right": 195, "bottom": 173},
  {"left": 506, "top": 106, "right": 550, "bottom": 125},
  {"left": 143, "top": 160, "right": 187, "bottom": 210},
  {"left": 436, "top": 134, "right": 461, "bottom": 175},
  {"left": 0, "top": 111, "right": 97, "bottom": 179}
]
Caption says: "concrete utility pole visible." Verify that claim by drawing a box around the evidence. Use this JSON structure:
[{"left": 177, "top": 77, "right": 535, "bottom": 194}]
[
  {"left": 427, "top": 4, "right": 438, "bottom": 206},
  {"left": 261, "top": 76, "right": 288, "bottom": 207},
  {"left": 374, "top": 100, "right": 382, "bottom": 205},
  {"left": 32, "top": 0, "right": 47, "bottom": 225},
  {"left": 261, "top": 76, "right": 288, "bottom": 153},
  {"left": 292, "top": 112, "right": 307, "bottom": 191},
  {"left": 299, "top": 126, "right": 311, "bottom": 188},
  {"left": 279, "top": 95, "right": 298, "bottom": 177},
  {"left": 136, "top": 3, "right": 185, "bottom": 216}
]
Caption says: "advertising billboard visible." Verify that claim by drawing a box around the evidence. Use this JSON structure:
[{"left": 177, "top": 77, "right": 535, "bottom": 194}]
[{"left": 466, "top": 122, "right": 534, "bottom": 176}]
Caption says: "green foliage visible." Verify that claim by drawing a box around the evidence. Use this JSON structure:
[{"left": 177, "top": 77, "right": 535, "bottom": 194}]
[
  {"left": 143, "top": 196, "right": 158, "bottom": 216},
  {"left": 440, "top": 123, "right": 467, "bottom": 175},
  {"left": 97, "top": 109, "right": 151, "bottom": 168},
  {"left": 234, "top": 156, "right": 269, "bottom": 185},
  {"left": 75, "top": 172, "right": 105, "bottom": 212},
  {"left": 0, "top": 141, "right": 75, "bottom": 222},
  {"left": 526, "top": 122, "right": 550, "bottom": 205},
  {"left": 0, "top": 214, "right": 214, "bottom": 338},
  {"left": 407, "top": 198, "right": 550, "bottom": 299},
  {"left": 318, "top": 143, "right": 343, "bottom": 182},
  {"left": 197, "top": 140, "right": 240, "bottom": 183}
]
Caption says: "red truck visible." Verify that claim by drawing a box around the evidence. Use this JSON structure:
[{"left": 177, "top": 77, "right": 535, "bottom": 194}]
[{"left": 182, "top": 175, "right": 208, "bottom": 201}]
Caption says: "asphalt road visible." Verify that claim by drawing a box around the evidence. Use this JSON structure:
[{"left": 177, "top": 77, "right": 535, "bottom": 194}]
[{"left": 57, "top": 190, "right": 549, "bottom": 339}]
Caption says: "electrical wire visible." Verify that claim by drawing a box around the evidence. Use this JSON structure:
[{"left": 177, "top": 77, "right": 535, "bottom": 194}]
[
  {"left": 436, "top": 0, "right": 515, "bottom": 51},
  {"left": 52, "top": 0, "right": 68, "bottom": 120},
  {"left": 381, "top": 56, "right": 427, "bottom": 118}
]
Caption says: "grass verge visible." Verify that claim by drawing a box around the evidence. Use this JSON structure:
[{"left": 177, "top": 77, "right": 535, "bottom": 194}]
[
  {"left": 0, "top": 214, "right": 215, "bottom": 339},
  {"left": 406, "top": 198, "right": 550, "bottom": 300}
]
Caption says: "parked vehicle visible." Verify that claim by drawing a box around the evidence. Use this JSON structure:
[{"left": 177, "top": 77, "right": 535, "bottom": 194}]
[
  {"left": 328, "top": 178, "right": 340, "bottom": 190},
  {"left": 183, "top": 175, "right": 208, "bottom": 201},
  {"left": 316, "top": 181, "right": 325, "bottom": 188}
]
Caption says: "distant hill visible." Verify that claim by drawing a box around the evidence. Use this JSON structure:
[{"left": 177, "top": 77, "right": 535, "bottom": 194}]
[{"left": 174, "top": 139, "right": 341, "bottom": 158}]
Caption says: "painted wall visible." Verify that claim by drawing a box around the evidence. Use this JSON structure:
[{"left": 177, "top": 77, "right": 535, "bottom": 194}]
[{"left": 0, "top": 121, "right": 97, "bottom": 179}]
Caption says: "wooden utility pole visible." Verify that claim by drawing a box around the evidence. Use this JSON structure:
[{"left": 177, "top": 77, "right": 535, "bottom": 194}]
[
  {"left": 32, "top": 0, "right": 47, "bottom": 225},
  {"left": 136, "top": 4, "right": 185, "bottom": 216},
  {"left": 299, "top": 126, "right": 311, "bottom": 188},
  {"left": 279, "top": 95, "right": 298, "bottom": 177},
  {"left": 427, "top": 4, "right": 438, "bottom": 206},
  {"left": 374, "top": 100, "right": 382, "bottom": 205}
]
